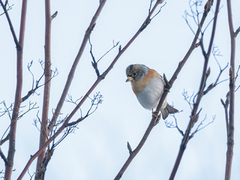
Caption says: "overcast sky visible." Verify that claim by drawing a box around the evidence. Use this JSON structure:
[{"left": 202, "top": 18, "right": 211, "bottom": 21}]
[{"left": 1, "top": 0, "right": 240, "bottom": 179}]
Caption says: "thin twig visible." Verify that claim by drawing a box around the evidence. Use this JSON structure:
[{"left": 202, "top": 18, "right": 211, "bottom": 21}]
[
  {"left": 0, "top": 0, "right": 18, "bottom": 47},
  {"left": 4, "top": 0, "right": 28, "bottom": 179},
  {"left": 234, "top": 26, "right": 240, "bottom": 37},
  {"left": 225, "top": 0, "right": 236, "bottom": 178},
  {"left": 169, "top": 1, "right": 218, "bottom": 179},
  {"left": 0, "top": 148, "right": 8, "bottom": 165},
  {"left": 47, "top": 0, "right": 107, "bottom": 134},
  {"left": 35, "top": 0, "right": 53, "bottom": 177}
]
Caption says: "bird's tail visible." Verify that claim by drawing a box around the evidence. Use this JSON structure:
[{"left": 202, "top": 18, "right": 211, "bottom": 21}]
[{"left": 161, "top": 104, "right": 178, "bottom": 120}]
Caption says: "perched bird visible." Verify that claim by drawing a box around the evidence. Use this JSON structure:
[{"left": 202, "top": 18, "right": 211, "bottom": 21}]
[{"left": 126, "top": 64, "right": 178, "bottom": 119}]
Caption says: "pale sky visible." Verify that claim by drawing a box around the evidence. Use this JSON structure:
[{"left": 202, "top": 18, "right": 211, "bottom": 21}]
[{"left": 0, "top": 0, "right": 240, "bottom": 179}]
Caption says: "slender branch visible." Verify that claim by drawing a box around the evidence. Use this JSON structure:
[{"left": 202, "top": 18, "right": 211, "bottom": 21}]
[
  {"left": 35, "top": 0, "right": 52, "bottom": 179},
  {"left": 225, "top": 0, "right": 235, "bottom": 179},
  {"left": 0, "top": 131, "right": 10, "bottom": 146},
  {"left": 234, "top": 26, "right": 240, "bottom": 37},
  {"left": 114, "top": 116, "right": 159, "bottom": 180},
  {"left": 221, "top": 95, "right": 229, "bottom": 139},
  {"left": 47, "top": 0, "right": 107, "bottom": 134},
  {"left": 0, "top": 147, "right": 8, "bottom": 165},
  {"left": 4, "top": 0, "right": 28, "bottom": 179},
  {"left": 89, "top": 38, "right": 100, "bottom": 77},
  {"left": 21, "top": 61, "right": 58, "bottom": 102},
  {"left": 203, "top": 64, "right": 228, "bottom": 95},
  {"left": 189, "top": 114, "right": 215, "bottom": 139},
  {"left": 170, "top": 0, "right": 219, "bottom": 179},
  {"left": 0, "top": 0, "right": 19, "bottom": 47}
]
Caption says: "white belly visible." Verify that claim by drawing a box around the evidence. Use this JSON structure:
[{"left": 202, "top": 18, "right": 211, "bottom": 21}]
[{"left": 136, "top": 77, "right": 167, "bottom": 110}]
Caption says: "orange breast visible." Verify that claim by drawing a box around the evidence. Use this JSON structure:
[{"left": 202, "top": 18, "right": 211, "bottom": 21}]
[{"left": 131, "top": 69, "right": 160, "bottom": 94}]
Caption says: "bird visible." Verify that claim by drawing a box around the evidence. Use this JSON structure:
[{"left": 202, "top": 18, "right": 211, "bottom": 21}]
[{"left": 126, "top": 64, "right": 178, "bottom": 119}]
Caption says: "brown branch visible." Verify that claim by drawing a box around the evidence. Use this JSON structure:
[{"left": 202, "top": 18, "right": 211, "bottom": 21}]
[
  {"left": 0, "top": 147, "right": 8, "bottom": 165},
  {"left": 0, "top": 0, "right": 19, "bottom": 47},
  {"left": 169, "top": 0, "right": 219, "bottom": 179},
  {"left": 0, "top": 132, "right": 10, "bottom": 146},
  {"left": 47, "top": 0, "right": 107, "bottom": 134},
  {"left": 114, "top": 116, "right": 159, "bottom": 180},
  {"left": 221, "top": 94, "right": 229, "bottom": 139},
  {"left": 225, "top": 0, "right": 236, "bottom": 179},
  {"left": 35, "top": 0, "right": 52, "bottom": 179},
  {"left": 203, "top": 64, "right": 228, "bottom": 95},
  {"left": 234, "top": 26, "right": 240, "bottom": 37},
  {"left": 4, "top": 0, "right": 28, "bottom": 179}
]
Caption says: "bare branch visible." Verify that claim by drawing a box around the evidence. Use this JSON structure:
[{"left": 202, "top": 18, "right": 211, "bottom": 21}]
[
  {"left": 21, "top": 61, "right": 58, "bottom": 102},
  {"left": 0, "top": 148, "right": 8, "bottom": 165},
  {"left": 5, "top": 0, "right": 28, "bottom": 178},
  {"left": 0, "top": 128, "right": 10, "bottom": 146},
  {"left": 0, "top": 2, "right": 13, "bottom": 16},
  {"left": 182, "top": 89, "right": 195, "bottom": 110},
  {"left": 27, "top": 169, "right": 35, "bottom": 180},
  {"left": 66, "top": 92, "right": 102, "bottom": 126},
  {"left": 51, "top": 11, "right": 58, "bottom": 19},
  {"left": 212, "top": 45, "right": 224, "bottom": 69},
  {"left": 165, "top": 114, "right": 184, "bottom": 136},
  {"left": 35, "top": 0, "right": 54, "bottom": 177},
  {"left": 170, "top": 1, "right": 219, "bottom": 179},
  {"left": 221, "top": 94, "right": 229, "bottom": 138},
  {"left": 89, "top": 39, "right": 120, "bottom": 77},
  {"left": 97, "top": 40, "right": 120, "bottom": 63},
  {"left": 189, "top": 114, "right": 215, "bottom": 139},
  {"left": 225, "top": 0, "right": 236, "bottom": 178},
  {"left": 127, "top": 142, "right": 133, "bottom": 154},
  {"left": 235, "top": 65, "right": 240, "bottom": 80},
  {"left": 33, "top": 111, "right": 41, "bottom": 132},
  {"left": 1, "top": 101, "right": 13, "bottom": 120},
  {"left": 47, "top": 0, "right": 107, "bottom": 135},
  {"left": 203, "top": 63, "right": 228, "bottom": 95},
  {"left": 234, "top": 26, "right": 240, "bottom": 37},
  {"left": 18, "top": 101, "right": 38, "bottom": 120},
  {"left": 89, "top": 38, "right": 100, "bottom": 77},
  {"left": 150, "top": 1, "right": 166, "bottom": 20},
  {"left": 0, "top": 0, "right": 18, "bottom": 47}
]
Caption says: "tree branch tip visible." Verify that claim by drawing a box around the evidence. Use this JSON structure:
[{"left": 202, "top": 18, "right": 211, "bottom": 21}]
[
  {"left": 234, "top": 26, "right": 240, "bottom": 37},
  {"left": 158, "top": 0, "right": 165, "bottom": 3},
  {"left": 163, "top": 74, "right": 171, "bottom": 89},
  {"left": 220, "top": 98, "right": 225, "bottom": 105},
  {"left": 204, "top": 0, "right": 213, "bottom": 13},
  {"left": 127, "top": 141, "right": 132, "bottom": 154},
  {"left": 118, "top": 45, "right": 122, "bottom": 52},
  {"left": 51, "top": 11, "right": 58, "bottom": 19}
]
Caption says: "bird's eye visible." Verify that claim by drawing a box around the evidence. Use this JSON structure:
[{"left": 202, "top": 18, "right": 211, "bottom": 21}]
[{"left": 133, "top": 72, "right": 137, "bottom": 76}]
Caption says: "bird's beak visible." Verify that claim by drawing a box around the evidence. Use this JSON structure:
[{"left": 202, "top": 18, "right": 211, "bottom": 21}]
[{"left": 126, "top": 76, "right": 133, "bottom": 82}]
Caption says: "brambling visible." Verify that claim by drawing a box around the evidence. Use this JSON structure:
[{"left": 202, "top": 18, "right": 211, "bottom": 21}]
[{"left": 126, "top": 64, "right": 178, "bottom": 119}]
